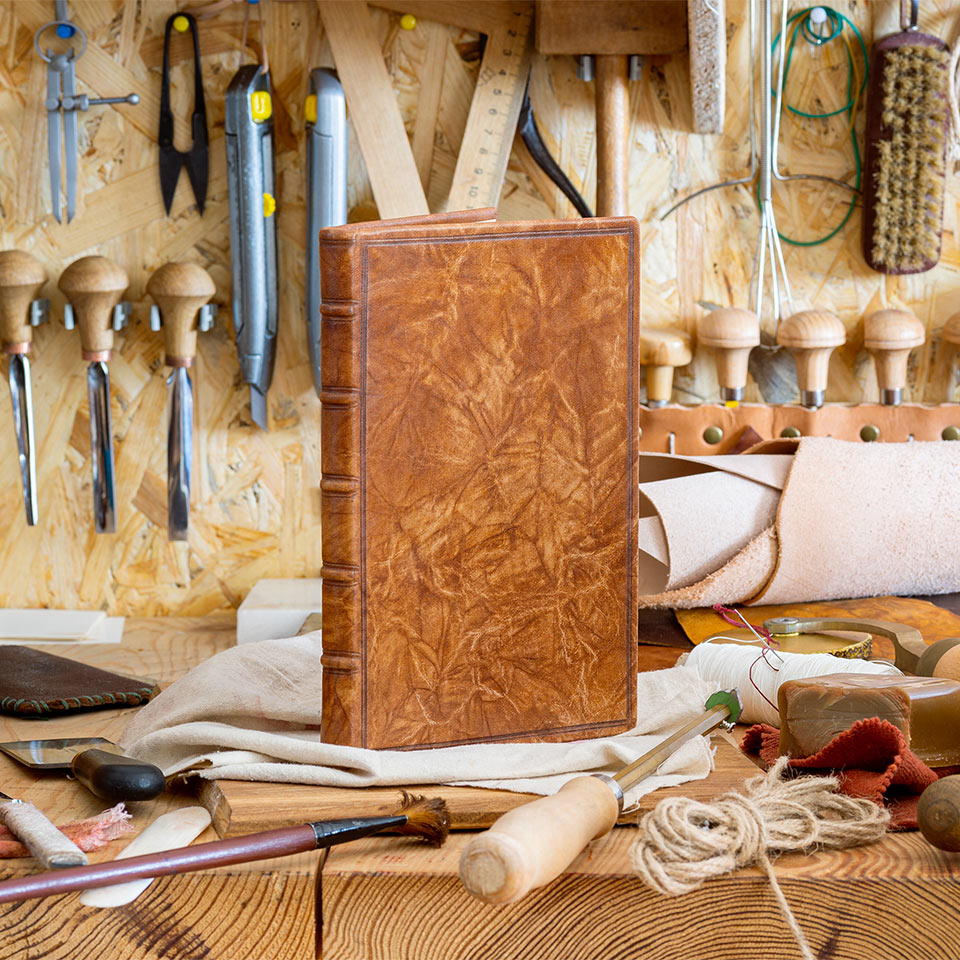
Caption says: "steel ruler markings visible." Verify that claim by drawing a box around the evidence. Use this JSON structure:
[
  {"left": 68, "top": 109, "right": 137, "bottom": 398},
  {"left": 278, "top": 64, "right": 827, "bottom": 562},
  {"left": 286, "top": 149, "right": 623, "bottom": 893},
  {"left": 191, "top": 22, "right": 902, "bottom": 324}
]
[{"left": 445, "top": 7, "right": 533, "bottom": 212}]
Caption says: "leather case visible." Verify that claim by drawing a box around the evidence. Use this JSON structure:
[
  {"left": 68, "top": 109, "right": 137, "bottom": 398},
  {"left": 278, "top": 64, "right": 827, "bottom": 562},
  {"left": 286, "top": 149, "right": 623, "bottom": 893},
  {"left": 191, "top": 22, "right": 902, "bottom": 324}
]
[
  {"left": 318, "top": 211, "right": 640, "bottom": 749},
  {"left": 0, "top": 645, "right": 158, "bottom": 716}
]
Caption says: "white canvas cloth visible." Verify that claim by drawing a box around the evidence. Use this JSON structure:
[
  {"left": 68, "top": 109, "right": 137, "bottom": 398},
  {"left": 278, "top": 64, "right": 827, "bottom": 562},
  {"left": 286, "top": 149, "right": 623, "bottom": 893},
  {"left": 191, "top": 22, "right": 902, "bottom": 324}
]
[{"left": 120, "top": 633, "right": 719, "bottom": 807}]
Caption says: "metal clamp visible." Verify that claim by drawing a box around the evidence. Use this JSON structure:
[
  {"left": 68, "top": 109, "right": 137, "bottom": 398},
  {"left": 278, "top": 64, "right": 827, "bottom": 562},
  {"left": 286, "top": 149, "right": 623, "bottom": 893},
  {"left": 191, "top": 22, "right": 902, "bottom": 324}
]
[
  {"left": 198, "top": 303, "right": 217, "bottom": 332},
  {"left": 30, "top": 299, "right": 50, "bottom": 327},
  {"left": 112, "top": 301, "right": 131, "bottom": 331}
]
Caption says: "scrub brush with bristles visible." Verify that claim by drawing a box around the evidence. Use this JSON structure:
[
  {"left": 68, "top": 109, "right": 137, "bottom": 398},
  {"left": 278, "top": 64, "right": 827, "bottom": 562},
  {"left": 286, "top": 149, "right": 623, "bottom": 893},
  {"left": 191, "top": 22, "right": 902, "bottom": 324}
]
[{"left": 862, "top": 17, "right": 950, "bottom": 275}]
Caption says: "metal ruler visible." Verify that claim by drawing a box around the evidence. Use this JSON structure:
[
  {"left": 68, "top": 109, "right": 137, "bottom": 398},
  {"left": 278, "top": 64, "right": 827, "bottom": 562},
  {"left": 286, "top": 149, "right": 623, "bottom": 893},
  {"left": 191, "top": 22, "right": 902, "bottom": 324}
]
[{"left": 445, "top": 4, "right": 533, "bottom": 212}]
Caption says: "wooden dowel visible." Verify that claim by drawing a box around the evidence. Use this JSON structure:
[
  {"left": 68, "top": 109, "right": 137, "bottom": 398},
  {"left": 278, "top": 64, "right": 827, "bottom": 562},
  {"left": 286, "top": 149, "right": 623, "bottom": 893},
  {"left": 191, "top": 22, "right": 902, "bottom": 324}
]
[{"left": 595, "top": 54, "right": 630, "bottom": 217}]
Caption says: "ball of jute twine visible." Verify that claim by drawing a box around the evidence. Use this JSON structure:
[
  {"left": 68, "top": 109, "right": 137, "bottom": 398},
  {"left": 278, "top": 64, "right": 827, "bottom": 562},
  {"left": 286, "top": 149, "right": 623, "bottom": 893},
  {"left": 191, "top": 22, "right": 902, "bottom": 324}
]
[{"left": 630, "top": 757, "right": 890, "bottom": 960}]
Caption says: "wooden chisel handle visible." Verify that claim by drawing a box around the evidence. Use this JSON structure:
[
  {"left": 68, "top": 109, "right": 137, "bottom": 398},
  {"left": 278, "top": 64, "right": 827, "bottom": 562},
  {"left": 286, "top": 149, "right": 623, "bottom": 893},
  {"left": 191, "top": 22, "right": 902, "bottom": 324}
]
[
  {"left": 459, "top": 775, "right": 620, "bottom": 904},
  {"left": 146, "top": 263, "right": 215, "bottom": 367},
  {"left": 58, "top": 256, "right": 129, "bottom": 361},
  {"left": 0, "top": 250, "right": 46, "bottom": 353}
]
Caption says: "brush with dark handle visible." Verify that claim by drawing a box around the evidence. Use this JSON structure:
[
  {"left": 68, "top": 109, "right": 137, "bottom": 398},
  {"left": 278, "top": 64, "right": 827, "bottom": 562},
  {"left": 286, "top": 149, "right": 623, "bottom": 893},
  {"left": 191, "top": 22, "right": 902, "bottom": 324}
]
[
  {"left": 71, "top": 750, "right": 165, "bottom": 803},
  {"left": 0, "top": 794, "right": 448, "bottom": 904}
]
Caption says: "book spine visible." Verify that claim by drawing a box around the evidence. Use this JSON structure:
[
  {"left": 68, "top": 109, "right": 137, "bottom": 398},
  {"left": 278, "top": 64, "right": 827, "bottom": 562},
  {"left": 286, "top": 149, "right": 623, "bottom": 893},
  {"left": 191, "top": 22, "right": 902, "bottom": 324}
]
[{"left": 318, "top": 236, "right": 364, "bottom": 747}]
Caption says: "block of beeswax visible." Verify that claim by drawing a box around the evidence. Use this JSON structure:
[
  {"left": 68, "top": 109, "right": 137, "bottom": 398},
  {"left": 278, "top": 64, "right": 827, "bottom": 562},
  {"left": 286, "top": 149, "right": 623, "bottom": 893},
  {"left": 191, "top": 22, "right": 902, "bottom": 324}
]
[{"left": 778, "top": 673, "right": 960, "bottom": 768}]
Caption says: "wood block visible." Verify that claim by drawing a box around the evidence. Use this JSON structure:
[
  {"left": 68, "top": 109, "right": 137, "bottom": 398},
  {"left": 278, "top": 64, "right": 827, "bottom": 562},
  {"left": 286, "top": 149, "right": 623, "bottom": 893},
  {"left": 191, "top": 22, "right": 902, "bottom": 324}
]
[
  {"left": 535, "top": 1, "right": 688, "bottom": 55},
  {"left": 319, "top": 1, "right": 429, "bottom": 219},
  {"left": 201, "top": 733, "right": 761, "bottom": 837}
]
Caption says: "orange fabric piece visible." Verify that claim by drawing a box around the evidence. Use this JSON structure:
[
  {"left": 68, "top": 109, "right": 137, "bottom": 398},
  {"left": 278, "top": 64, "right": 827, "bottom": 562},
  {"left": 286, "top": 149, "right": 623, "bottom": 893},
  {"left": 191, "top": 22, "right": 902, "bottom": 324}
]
[{"left": 741, "top": 718, "right": 956, "bottom": 830}]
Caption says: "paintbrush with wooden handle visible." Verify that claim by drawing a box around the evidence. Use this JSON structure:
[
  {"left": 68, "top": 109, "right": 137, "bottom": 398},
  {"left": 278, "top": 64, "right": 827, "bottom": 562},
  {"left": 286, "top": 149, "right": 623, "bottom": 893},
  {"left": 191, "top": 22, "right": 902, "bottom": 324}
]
[
  {"left": 459, "top": 691, "right": 742, "bottom": 904},
  {"left": 0, "top": 792, "right": 448, "bottom": 904}
]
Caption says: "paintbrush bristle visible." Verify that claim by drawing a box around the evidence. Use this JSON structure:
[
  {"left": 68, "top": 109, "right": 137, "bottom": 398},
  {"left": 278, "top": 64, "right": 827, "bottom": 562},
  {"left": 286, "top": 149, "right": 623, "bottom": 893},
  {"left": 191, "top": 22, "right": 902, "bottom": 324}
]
[{"left": 391, "top": 791, "right": 451, "bottom": 847}]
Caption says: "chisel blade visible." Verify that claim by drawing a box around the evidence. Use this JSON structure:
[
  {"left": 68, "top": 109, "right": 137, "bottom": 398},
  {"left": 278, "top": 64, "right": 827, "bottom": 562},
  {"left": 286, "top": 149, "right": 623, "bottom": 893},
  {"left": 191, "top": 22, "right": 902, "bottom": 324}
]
[
  {"left": 87, "top": 362, "right": 116, "bottom": 534},
  {"left": 249, "top": 385, "right": 267, "bottom": 431},
  {"left": 167, "top": 367, "right": 192, "bottom": 541},
  {"left": 9, "top": 355, "right": 38, "bottom": 526}
]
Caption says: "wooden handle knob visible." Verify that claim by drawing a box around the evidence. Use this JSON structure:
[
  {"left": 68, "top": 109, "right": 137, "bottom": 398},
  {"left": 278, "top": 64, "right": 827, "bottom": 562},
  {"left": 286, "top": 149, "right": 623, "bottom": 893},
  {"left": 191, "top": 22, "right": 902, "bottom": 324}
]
[
  {"left": 777, "top": 309, "right": 846, "bottom": 403},
  {"left": 58, "top": 256, "right": 129, "bottom": 361},
  {"left": 638, "top": 327, "right": 691, "bottom": 406},
  {"left": 146, "top": 263, "right": 216, "bottom": 367},
  {"left": 697, "top": 308, "right": 760, "bottom": 399},
  {"left": 459, "top": 776, "right": 620, "bottom": 904},
  {"left": 863, "top": 309, "right": 924, "bottom": 402},
  {"left": 0, "top": 250, "right": 46, "bottom": 353},
  {"left": 944, "top": 314, "right": 960, "bottom": 348},
  {"left": 918, "top": 776, "right": 960, "bottom": 851},
  {"left": 595, "top": 54, "right": 630, "bottom": 217}
]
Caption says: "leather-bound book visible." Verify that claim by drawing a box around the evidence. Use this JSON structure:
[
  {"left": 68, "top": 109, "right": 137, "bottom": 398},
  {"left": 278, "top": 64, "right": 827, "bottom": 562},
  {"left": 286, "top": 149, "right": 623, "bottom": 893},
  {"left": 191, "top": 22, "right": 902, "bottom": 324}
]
[{"left": 318, "top": 211, "right": 639, "bottom": 749}]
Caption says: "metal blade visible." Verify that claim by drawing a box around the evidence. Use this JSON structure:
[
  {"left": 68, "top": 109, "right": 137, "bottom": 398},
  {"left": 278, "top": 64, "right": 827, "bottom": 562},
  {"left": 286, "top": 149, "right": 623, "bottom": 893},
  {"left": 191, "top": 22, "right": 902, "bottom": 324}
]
[
  {"left": 62, "top": 59, "right": 78, "bottom": 223},
  {"left": 45, "top": 63, "right": 61, "bottom": 223},
  {"left": 9, "top": 356, "right": 38, "bottom": 526},
  {"left": 249, "top": 385, "right": 267, "bottom": 431},
  {"left": 158, "top": 149, "right": 182, "bottom": 216},
  {"left": 184, "top": 144, "right": 208, "bottom": 215},
  {"left": 87, "top": 362, "right": 116, "bottom": 534},
  {"left": 167, "top": 368, "right": 192, "bottom": 541}
]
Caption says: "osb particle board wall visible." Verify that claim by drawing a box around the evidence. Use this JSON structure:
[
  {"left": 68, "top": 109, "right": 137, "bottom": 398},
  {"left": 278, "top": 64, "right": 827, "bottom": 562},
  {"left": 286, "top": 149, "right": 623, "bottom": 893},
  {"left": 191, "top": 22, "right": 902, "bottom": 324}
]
[{"left": 0, "top": 0, "right": 957, "bottom": 615}]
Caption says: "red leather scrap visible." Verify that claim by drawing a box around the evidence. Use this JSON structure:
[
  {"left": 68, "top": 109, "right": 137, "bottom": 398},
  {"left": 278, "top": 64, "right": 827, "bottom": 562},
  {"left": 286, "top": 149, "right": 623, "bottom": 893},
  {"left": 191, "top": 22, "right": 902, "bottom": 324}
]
[{"left": 741, "top": 717, "right": 959, "bottom": 830}]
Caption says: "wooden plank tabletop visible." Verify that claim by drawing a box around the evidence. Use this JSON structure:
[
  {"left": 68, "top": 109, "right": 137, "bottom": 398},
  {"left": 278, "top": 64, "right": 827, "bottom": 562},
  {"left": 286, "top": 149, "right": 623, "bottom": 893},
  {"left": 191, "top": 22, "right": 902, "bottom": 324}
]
[
  {"left": 0, "top": 616, "right": 316, "bottom": 960},
  {"left": 2, "top": 615, "right": 959, "bottom": 960}
]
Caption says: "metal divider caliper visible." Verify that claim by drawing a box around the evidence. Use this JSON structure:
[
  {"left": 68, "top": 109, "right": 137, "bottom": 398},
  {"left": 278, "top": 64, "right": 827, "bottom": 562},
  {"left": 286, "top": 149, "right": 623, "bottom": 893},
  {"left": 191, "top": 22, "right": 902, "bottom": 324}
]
[{"left": 34, "top": 1, "right": 139, "bottom": 223}]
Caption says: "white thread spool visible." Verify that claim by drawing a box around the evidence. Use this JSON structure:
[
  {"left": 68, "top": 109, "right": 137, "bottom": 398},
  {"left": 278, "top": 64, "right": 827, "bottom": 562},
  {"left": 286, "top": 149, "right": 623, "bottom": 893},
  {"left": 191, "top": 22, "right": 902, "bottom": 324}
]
[{"left": 685, "top": 641, "right": 901, "bottom": 725}]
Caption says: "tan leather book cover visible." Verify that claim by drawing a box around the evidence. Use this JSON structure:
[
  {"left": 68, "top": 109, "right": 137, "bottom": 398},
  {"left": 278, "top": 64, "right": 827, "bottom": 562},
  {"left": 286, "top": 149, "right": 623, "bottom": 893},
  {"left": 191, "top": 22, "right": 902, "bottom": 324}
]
[{"left": 318, "top": 212, "right": 639, "bottom": 749}]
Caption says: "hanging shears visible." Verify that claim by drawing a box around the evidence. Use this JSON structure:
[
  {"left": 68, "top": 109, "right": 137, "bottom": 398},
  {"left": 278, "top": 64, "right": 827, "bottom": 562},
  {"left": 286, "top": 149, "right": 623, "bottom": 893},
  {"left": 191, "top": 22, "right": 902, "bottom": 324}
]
[{"left": 158, "top": 12, "right": 208, "bottom": 215}]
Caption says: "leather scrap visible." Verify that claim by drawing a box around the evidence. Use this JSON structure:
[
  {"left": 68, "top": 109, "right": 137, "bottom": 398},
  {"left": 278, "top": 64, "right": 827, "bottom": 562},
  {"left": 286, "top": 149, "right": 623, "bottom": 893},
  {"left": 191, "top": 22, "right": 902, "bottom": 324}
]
[{"left": 742, "top": 718, "right": 956, "bottom": 830}]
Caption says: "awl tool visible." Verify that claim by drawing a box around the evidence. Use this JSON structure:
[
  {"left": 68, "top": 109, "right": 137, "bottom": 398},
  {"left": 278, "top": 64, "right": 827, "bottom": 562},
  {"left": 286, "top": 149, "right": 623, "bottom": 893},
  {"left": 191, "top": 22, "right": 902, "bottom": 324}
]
[
  {"left": 0, "top": 251, "right": 49, "bottom": 526},
  {"left": 59, "top": 257, "right": 129, "bottom": 533},
  {"left": 460, "top": 689, "right": 743, "bottom": 904},
  {"left": 159, "top": 12, "right": 208, "bottom": 216},
  {"left": 305, "top": 67, "right": 347, "bottom": 398},
  {"left": 34, "top": 1, "right": 139, "bottom": 223},
  {"left": 226, "top": 64, "right": 278, "bottom": 429},
  {"left": 147, "top": 263, "right": 216, "bottom": 541}
]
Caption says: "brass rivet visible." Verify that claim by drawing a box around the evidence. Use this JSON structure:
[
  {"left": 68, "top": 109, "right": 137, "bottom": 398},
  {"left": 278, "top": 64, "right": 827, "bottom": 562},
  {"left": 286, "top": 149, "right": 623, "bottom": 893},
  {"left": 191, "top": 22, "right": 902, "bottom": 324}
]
[
  {"left": 703, "top": 426, "right": 723, "bottom": 445},
  {"left": 943, "top": 425, "right": 960, "bottom": 441},
  {"left": 860, "top": 424, "right": 880, "bottom": 442},
  {"left": 780, "top": 426, "right": 801, "bottom": 438}
]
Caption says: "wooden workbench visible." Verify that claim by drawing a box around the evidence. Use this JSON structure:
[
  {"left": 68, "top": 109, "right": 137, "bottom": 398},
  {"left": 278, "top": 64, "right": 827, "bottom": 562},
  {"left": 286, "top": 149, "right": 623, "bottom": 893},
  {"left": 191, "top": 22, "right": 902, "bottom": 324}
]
[{"left": 0, "top": 616, "right": 958, "bottom": 960}]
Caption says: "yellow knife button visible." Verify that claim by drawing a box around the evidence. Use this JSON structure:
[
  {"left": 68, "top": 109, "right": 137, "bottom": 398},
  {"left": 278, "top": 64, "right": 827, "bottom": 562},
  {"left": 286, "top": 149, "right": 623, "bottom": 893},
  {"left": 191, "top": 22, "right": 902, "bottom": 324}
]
[
  {"left": 251, "top": 90, "right": 272, "bottom": 122},
  {"left": 305, "top": 94, "right": 317, "bottom": 125},
  {"left": 263, "top": 193, "right": 276, "bottom": 217},
  {"left": 173, "top": 14, "right": 190, "bottom": 32}
]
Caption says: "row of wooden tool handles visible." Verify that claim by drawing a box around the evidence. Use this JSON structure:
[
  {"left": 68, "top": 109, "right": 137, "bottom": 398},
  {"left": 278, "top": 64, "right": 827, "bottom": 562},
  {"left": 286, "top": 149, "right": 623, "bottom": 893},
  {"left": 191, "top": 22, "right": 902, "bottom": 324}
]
[
  {"left": 641, "top": 307, "right": 960, "bottom": 407},
  {"left": 0, "top": 252, "right": 215, "bottom": 367}
]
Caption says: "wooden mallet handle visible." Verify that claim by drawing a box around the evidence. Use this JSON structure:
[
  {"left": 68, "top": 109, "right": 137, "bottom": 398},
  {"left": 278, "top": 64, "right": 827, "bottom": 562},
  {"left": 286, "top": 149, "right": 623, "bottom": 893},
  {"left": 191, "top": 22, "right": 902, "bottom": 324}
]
[
  {"left": 0, "top": 250, "right": 46, "bottom": 354},
  {"left": 58, "top": 256, "right": 129, "bottom": 362},
  {"left": 146, "top": 263, "right": 216, "bottom": 368},
  {"left": 459, "top": 775, "right": 620, "bottom": 904},
  {"left": 595, "top": 54, "right": 630, "bottom": 217}
]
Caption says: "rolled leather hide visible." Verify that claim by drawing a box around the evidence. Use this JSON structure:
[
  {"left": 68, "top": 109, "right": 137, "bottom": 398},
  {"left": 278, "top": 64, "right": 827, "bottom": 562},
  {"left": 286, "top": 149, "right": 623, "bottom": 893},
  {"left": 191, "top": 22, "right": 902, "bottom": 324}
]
[{"left": 639, "top": 437, "right": 960, "bottom": 608}]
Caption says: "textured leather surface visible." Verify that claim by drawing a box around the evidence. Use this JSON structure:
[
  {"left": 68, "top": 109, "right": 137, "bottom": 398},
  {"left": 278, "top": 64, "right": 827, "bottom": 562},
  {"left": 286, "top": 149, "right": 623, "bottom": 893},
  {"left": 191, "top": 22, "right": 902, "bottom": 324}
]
[
  {"left": 319, "top": 213, "right": 639, "bottom": 749},
  {"left": 0, "top": 646, "right": 157, "bottom": 715}
]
